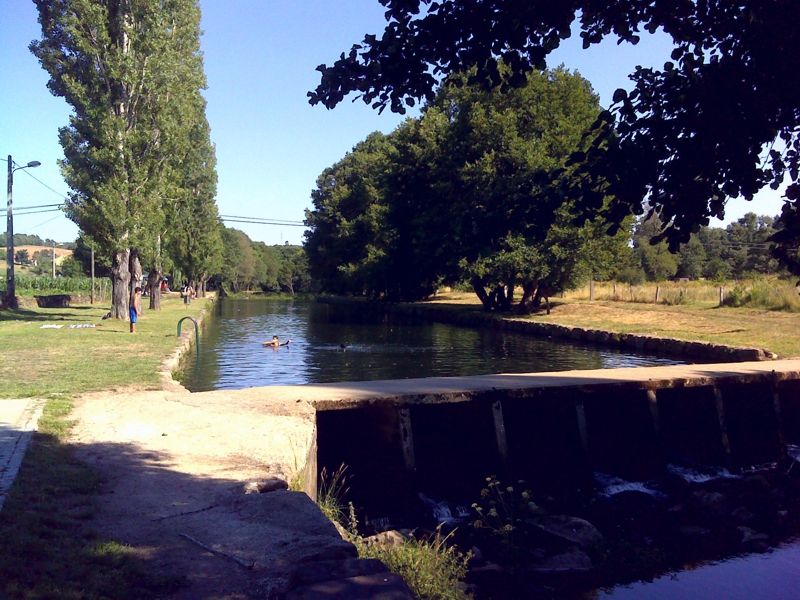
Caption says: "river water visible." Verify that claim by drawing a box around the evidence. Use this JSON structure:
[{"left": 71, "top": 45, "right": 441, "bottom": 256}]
[{"left": 180, "top": 297, "right": 682, "bottom": 391}]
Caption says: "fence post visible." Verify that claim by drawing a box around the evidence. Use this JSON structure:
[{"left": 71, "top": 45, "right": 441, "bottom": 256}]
[
  {"left": 719, "top": 286, "right": 724, "bottom": 307},
  {"left": 655, "top": 286, "right": 661, "bottom": 304},
  {"left": 589, "top": 278, "right": 595, "bottom": 301}
]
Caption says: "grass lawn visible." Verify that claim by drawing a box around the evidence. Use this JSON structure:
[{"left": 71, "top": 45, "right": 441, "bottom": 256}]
[
  {"left": 0, "top": 398, "right": 184, "bottom": 599},
  {"left": 425, "top": 292, "right": 800, "bottom": 358},
  {"left": 0, "top": 294, "right": 210, "bottom": 398},
  {"left": 0, "top": 295, "right": 210, "bottom": 598}
]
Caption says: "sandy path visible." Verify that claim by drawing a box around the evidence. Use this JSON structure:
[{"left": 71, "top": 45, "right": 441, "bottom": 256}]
[{"left": 70, "top": 388, "right": 351, "bottom": 599}]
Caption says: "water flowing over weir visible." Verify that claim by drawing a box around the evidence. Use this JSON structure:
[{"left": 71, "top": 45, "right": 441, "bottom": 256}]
[{"left": 314, "top": 362, "right": 800, "bottom": 511}]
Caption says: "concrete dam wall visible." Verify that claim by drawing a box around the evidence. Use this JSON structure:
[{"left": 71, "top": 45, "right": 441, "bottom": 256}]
[{"left": 306, "top": 360, "right": 800, "bottom": 514}]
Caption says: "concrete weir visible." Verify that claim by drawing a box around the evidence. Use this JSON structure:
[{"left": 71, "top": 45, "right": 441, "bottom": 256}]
[{"left": 272, "top": 360, "right": 800, "bottom": 507}]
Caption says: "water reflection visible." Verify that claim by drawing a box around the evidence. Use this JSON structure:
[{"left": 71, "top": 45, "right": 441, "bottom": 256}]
[
  {"left": 181, "top": 298, "right": 682, "bottom": 391},
  {"left": 595, "top": 540, "right": 800, "bottom": 600}
]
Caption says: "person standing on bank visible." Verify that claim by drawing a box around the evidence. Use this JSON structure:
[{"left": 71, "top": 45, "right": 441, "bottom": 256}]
[{"left": 130, "top": 287, "right": 142, "bottom": 334}]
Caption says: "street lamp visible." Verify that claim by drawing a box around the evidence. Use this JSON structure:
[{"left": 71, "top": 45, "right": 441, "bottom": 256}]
[{"left": 5, "top": 156, "right": 41, "bottom": 309}]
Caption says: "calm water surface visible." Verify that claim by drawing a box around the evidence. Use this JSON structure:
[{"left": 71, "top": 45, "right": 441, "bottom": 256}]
[
  {"left": 181, "top": 298, "right": 682, "bottom": 391},
  {"left": 597, "top": 540, "right": 800, "bottom": 600}
]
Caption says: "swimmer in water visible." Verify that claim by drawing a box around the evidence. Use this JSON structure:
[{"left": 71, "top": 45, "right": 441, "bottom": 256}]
[{"left": 263, "top": 335, "right": 292, "bottom": 347}]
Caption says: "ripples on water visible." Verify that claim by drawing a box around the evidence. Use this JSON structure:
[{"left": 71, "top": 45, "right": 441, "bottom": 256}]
[{"left": 181, "top": 298, "right": 683, "bottom": 392}]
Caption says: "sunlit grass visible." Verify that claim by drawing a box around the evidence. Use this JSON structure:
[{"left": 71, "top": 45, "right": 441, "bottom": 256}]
[
  {"left": 0, "top": 295, "right": 210, "bottom": 398},
  {"left": 427, "top": 285, "right": 800, "bottom": 358}
]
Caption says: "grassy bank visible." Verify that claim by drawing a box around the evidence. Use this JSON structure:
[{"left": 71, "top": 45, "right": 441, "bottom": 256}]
[
  {"left": 425, "top": 290, "right": 800, "bottom": 358},
  {"left": 0, "top": 294, "right": 211, "bottom": 398},
  {"left": 0, "top": 296, "right": 209, "bottom": 597}
]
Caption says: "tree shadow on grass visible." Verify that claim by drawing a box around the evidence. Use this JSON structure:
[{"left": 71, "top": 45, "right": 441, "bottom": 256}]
[
  {"left": 0, "top": 307, "right": 106, "bottom": 323},
  {"left": 0, "top": 426, "right": 375, "bottom": 600}
]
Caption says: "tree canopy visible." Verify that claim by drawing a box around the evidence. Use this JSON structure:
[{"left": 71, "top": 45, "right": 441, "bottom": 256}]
[
  {"left": 306, "top": 67, "right": 629, "bottom": 310},
  {"left": 309, "top": 0, "right": 800, "bottom": 262},
  {"left": 31, "top": 0, "right": 223, "bottom": 314}
]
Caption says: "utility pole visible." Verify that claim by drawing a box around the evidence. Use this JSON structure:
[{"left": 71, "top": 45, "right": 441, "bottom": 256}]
[
  {"left": 52, "top": 242, "right": 56, "bottom": 278},
  {"left": 5, "top": 156, "right": 41, "bottom": 309},
  {"left": 90, "top": 243, "right": 95, "bottom": 304},
  {"left": 6, "top": 156, "right": 16, "bottom": 309}
]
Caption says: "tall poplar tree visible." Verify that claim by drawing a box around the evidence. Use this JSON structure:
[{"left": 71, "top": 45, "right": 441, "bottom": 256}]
[{"left": 31, "top": 0, "right": 211, "bottom": 318}]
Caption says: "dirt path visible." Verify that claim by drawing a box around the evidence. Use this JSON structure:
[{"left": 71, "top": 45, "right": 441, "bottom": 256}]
[{"left": 70, "top": 388, "right": 351, "bottom": 599}]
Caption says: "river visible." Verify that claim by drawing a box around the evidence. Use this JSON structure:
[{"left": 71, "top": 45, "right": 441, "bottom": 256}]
[{"left": 180, "top": 297, "right": 682, "bottom": 391}]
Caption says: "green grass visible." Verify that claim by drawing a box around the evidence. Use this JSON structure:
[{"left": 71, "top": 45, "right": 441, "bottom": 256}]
[
  {"left": 0, "top": 295, "right": 210, "bottom": 398},
  {"left": 0, "top": 396, "right": 185, "bottom": 599},
  {"left": 315, "top": 467, "right": 470, "bottom": 600},
  {"left": 427, "top": 288, "right": 800, "bottom": 358},
  {"left": 354, "top": 530, "right": 471, "bottom": 600}
]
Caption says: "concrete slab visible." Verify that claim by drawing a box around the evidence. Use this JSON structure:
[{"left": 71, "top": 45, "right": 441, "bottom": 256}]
[
  {"left": 206, "top": 359, "right": 800, "bottom": 411},
  {"left": 0, "top": 398, "right": 44, "bottom": 511}
]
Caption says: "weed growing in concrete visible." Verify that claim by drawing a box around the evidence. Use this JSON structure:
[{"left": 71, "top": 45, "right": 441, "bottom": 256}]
[
  {"left": 317, "top": 463, "right": 349, "bottom": 524},
  {"left": 312, "top": 469, "right": 471, "bottom": 600},
  {"left": 347, "top": 505, "right": 471, "bottom": 600}
]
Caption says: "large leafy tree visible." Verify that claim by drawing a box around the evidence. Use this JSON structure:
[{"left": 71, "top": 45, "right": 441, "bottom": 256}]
[
  {"left": 309, "top": 0, "right": 800, "bottom": 261},
  {"left": 306, "top": 67, "right": 628, "bottom": 309},
  {"left": 31, "top": 0, "right": 212, "bottom": 318}
]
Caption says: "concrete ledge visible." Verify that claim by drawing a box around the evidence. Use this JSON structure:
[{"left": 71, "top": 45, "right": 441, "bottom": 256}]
[{"left": 224, "top": 359, "right": 800, "bottom": 413}]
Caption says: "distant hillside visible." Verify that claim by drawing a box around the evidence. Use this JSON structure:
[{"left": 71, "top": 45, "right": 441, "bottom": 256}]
[{"left": 13, "top": 246, "right": 73, "bottom": 265}]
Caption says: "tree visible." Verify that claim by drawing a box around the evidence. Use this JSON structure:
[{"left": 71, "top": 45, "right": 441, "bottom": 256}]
[
  {"left": 14, "top": 249, "right": 31, "bottom": 266},
  {"left": 220, "top": 228, "right": 256, "bottom": 292},
  {"left": 306, "top": 67, "right": 628, "bottom": 308},
  {"left": 305, "top": 132, "right": 397, "bottom": 296},
  {"left": 309, "top": 0, "right": 800, "bottom": 256},
  {"left": 676, "top": 235, "right": 706, "bottom": 280},
  {"left": 32, "top": 0, "right": 211, "bottom": 318},
  {"left": 632, "top": 215, "right": 678, "bottom": 281}
]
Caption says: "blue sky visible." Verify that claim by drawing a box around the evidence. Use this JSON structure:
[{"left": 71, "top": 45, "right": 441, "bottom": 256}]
[{"left": 0, "top": 1, "right": 785, "bottom": 245}]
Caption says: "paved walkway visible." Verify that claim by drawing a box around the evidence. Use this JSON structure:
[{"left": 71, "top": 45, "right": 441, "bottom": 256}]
[{"left": 0, "top": 398, "right": 45, "bottom": 511}]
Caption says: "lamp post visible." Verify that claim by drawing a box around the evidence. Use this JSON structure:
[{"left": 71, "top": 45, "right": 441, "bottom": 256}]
[{"left": 6, "top": 156, "right": 41, "bottom": 309}]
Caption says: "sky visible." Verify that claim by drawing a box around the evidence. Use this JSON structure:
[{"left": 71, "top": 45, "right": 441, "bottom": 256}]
[{"left": 0, "top": 1, "right": 786, "bottom": 246}]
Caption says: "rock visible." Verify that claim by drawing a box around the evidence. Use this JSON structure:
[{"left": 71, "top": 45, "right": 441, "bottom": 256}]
[
  {"left": 679, "top": 525, "right": 712, "bottom": 539},
  {"left": 468, "top": 562, "right": 510, "bottom": 589},
  {"left": 530, "top": 515, "right": 604, "bottom": 550},
  {"left": 35, "top": 294, "right": 71, "bottom": 308},
  {"left": 528, "top": 549, "right": 594, "bottom": 575},
  {"left": 467, "top": 545, "right": 484, "bottom": 567},
  {"left": 692, "top": 490, "right": 728, "bottom": 517},
  {"left": 738, "top": 526, "right": 770, "bottom": 552},
  {"left": 286, "top": 572, "right": 415, "bottom": 599},
  {"left": 243, "top": 478, "right": 289, "bottom": 494},
  {"left": 363, "top": 530, "right": 409, "bottom": 548},
  {"left": 288, "top": 558, "right": 388, "bottom": 588},
  {"left": 731, "top": 506, "right": 756, "bottom": 525}
]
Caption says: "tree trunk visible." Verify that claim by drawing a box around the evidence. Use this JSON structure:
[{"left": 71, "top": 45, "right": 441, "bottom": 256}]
[
  {"left": 129, "top": 249, "right": 143, "bottom": 312},
  {"left": 149, "top": 234, "right": 162, "bottom": 310},
  {"left": 110, "top": 248, "right": 131, "bottom": 319},
  {"left": 198, "top": 275, "right": 207, "bottom": 298},
  {"left": 518, "top": 281, "right": 538, "bottom": 313},
  {"left": 148, "top": 269, "right": 161, "bottom": 310},
  {"left": 470, "top": 276, "right": 491, "bottom": 309}
]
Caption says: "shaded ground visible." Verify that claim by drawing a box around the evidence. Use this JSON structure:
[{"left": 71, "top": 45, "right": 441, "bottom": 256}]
[{"left": 69, "top": 388, "right": 352, "bottom": 599}]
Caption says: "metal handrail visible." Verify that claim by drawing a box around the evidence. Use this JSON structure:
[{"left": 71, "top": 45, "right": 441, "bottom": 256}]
[{"left": 177, "top": 316, "right": 200, "bottom": 353}]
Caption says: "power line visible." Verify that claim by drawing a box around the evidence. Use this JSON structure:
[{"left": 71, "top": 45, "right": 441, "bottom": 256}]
[
  {"left": 7, "top": 208, "right": 65, "bottom": 217},
  {"left": 221, "top": 217, "right": 306, "bottom": 227},
  {"left": 18, "top": 168, "right": 71, "bottom": 201},
  {"left": 219, "top": 214, "right": 304, "bottom": 225},
  {"left": 0, "top": 203, "right": 65, "bottom": 213}
]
